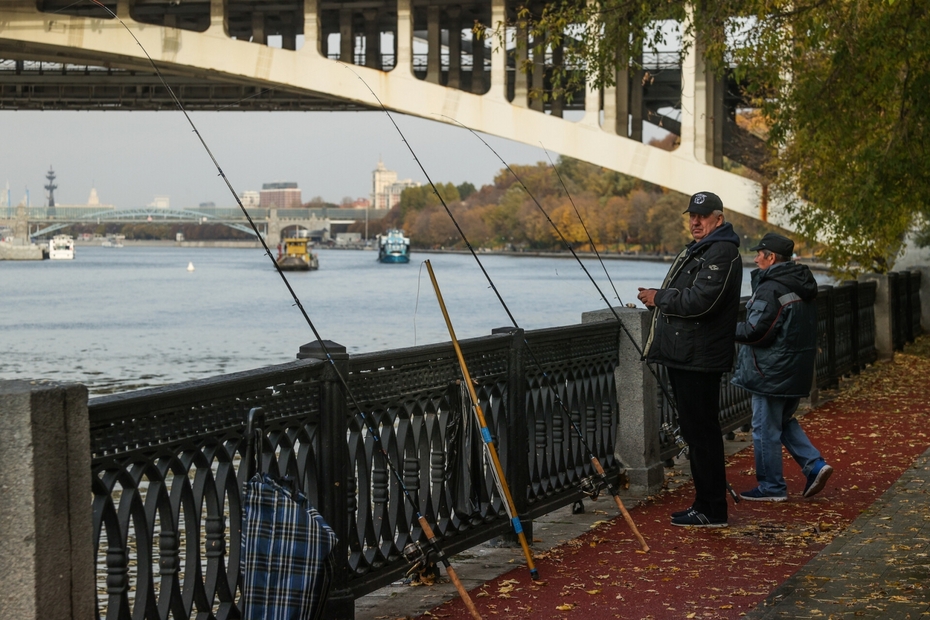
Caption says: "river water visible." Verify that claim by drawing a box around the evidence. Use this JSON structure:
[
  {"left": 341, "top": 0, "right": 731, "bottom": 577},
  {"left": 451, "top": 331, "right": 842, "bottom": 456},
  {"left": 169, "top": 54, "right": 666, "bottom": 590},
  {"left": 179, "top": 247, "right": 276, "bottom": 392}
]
[{"left": 1, "top": 246, "right": 828, "bottom": 396}]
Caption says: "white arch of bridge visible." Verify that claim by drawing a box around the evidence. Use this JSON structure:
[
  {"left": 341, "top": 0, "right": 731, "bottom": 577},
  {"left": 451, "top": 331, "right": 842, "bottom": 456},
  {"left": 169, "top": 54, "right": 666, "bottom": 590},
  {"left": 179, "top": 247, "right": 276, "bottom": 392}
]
[{"left": 1, "top": 0, "right": 770, "bottom": 222}]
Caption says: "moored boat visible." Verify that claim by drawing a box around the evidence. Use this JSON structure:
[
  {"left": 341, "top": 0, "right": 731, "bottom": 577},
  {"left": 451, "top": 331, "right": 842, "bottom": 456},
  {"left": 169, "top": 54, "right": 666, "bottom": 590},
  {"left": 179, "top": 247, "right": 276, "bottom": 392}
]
[
  {"left": 377, "top": 229, "right": 410, "bottom": 263},
  {"left": 48, "top": 234, "right": 75, "bottom": 260},
  {"left": 276, "top": 232, "right": 319, "bottom": 271}
]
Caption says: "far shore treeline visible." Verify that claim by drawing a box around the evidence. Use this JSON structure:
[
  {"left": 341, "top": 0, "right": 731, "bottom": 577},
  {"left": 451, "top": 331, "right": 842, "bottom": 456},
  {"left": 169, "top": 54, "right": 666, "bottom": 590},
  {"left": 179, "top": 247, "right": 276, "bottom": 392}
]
[{"left": 356, "top": 156, "right": 805, "bottom": 257}]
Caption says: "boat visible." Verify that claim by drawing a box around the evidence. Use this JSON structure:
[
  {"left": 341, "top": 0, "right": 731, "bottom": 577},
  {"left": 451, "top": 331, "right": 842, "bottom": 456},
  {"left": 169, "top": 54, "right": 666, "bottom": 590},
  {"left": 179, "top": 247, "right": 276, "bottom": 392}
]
[
  {"left": 276, "top": 232, "right": 319, "bottom": 271},
  {"left": 377, "top": 229, "right": 410, "bottom": 263},
  {"left": 101, "top": 235, "right": 124, "bottom": 248},
  {"left": 48, "top": 234, "right": 75, "bottom": 260}
]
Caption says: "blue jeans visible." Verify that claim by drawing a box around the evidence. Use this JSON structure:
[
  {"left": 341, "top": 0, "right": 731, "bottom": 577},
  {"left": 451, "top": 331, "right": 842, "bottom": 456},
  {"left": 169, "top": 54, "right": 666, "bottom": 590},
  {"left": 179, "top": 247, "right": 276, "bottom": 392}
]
[{"left": 751, "top": 394, "right": 822, "bottom": 496}]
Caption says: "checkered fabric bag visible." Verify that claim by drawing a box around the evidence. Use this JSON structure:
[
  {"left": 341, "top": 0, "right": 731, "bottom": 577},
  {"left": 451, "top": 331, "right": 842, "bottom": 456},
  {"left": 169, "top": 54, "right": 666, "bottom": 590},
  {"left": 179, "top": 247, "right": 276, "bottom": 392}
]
[{"left": 241, "top": 473, "right": 337, "bottom": 620}]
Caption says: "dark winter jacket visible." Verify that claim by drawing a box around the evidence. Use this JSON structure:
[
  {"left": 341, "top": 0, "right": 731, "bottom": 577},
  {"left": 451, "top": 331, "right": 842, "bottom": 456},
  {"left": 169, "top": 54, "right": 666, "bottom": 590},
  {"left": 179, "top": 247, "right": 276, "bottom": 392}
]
[
  {"left": 731, "top": 261, "right": 819, "bottom": 397},
  {"left": 642, "top": 222, "right": 743, "bottom": 373}
]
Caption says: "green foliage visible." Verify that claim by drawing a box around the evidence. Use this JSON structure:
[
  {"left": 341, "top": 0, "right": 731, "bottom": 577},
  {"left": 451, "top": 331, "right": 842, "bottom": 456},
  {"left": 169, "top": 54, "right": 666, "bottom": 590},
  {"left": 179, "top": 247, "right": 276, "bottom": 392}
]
[
  {"left": 488, "top": 0, "right": 930, "bottom": 274},
  {"left": 456, "top": 182, "right": 477, "bottom": 200}
]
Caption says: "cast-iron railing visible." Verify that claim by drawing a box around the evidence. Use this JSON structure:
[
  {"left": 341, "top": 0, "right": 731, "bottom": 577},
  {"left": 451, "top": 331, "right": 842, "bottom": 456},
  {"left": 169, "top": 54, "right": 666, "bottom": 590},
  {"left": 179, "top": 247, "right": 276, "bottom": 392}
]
[
  {"left": 88, "top": 322, "right": 622, "bottom": 619},
  {"left": 659, "top": 280, "right": 883, "bottom": 462}
]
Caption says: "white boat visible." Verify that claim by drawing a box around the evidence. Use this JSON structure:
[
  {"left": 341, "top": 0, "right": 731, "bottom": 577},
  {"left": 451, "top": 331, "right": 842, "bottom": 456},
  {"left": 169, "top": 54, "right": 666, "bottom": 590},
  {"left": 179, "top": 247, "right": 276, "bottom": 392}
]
[
  {"left": 101, "top": 236, "right": 124, "bottom": 248},
  {"left": 48, "top": 234, "right": 75, "bottom": 260}
]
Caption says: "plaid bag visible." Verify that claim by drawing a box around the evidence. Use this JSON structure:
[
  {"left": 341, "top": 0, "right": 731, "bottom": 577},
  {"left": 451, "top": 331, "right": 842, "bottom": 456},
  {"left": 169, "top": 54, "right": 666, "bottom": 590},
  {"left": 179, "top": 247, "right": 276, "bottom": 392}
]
[{"left": 241, "top": 473, "right": 337, "bottom": 620}]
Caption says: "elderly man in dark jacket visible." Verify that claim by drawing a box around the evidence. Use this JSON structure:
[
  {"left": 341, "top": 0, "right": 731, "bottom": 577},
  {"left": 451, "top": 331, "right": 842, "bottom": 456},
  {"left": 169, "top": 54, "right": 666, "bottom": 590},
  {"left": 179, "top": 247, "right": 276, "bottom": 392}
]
[
  {"left": 638, "top": 191, "right": 743, "bottom": 527},
  {"left": 732, "top": 232, "right": 833, "bottom": 501}
]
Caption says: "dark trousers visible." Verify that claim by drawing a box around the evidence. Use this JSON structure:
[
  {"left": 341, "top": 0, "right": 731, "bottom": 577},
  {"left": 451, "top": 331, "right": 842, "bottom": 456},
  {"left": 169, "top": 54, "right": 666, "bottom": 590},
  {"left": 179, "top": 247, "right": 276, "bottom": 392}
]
[{"left": 667, "top": 368, "right": 728, "bottom": 520}]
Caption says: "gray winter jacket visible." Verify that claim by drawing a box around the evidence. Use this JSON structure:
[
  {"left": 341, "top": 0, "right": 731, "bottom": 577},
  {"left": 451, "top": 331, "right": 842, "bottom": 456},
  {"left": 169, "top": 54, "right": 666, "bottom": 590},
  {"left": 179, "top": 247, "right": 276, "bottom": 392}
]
[{"left": 731, "top": 261, "right": 819, "bottom": 397}]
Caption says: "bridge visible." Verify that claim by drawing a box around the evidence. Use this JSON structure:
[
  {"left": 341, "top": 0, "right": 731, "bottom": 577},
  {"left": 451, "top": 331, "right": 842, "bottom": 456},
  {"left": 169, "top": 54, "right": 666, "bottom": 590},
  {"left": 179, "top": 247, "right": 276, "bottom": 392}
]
[
  {"left": 0, "top": 0, "right": 768, "bottom": 220},
  {"left": 0, "top": 204, "right": 387, "bottom": 243}
]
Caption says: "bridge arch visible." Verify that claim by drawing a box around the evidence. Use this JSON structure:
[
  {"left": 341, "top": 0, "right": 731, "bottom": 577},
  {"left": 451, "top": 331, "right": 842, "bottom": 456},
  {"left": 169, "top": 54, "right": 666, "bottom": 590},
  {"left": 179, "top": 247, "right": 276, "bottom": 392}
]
[{"left": 1, "top": 0, "right": 769, "bottom": 221}]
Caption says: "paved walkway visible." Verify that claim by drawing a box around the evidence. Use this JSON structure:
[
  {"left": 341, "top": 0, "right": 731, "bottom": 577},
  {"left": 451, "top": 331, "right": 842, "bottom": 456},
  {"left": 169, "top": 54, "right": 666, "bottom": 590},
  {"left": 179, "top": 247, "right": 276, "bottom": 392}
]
[
  {"left": 355, "top": 337, "right": 930, "bottom": 619},
  {"left": 748, "top": 448, "right": 930, "bottom": 619}
]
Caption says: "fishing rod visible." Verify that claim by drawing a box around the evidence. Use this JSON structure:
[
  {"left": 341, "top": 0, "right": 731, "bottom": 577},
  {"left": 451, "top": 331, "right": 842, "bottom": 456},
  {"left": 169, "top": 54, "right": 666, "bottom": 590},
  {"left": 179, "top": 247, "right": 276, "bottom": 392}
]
[
  {"left": 91, "top": 5, "right": 483, "bottom": 616},
  {"left": 449, "top": 119, "right": 738, "bottom": 505},
  {"left": 344, "top": 67, "right": 648, "bottom": 552},
  {"left": 425, "top": 260, "right": 539, "bottom": 580}
]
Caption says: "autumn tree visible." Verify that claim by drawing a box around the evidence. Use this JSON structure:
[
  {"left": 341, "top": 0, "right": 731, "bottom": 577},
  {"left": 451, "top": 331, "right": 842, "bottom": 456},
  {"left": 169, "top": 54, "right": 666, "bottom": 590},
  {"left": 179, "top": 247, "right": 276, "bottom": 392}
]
[{"left": 489, "top": 0, "right": 930, "bottom": 274}]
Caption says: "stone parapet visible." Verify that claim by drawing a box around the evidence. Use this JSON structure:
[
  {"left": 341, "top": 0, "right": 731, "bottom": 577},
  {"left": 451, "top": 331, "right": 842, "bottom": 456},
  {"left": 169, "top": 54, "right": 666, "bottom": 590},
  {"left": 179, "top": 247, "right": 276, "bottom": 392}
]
[{"left": 0, "top": 380, "right": 94, "bottom": 620}]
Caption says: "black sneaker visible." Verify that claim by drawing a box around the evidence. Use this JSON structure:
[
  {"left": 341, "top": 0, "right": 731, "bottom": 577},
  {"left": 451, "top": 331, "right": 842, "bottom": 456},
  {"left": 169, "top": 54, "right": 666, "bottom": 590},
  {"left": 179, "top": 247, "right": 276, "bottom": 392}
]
[
  {"left": 803, "top": 462, "right": 833, "bottom": 498},
  {"left": 671, "top": 506, "right": 694, "bottom": 519},
  {"left": 671, "top": 508, "right": 728, "bottom": 528}
]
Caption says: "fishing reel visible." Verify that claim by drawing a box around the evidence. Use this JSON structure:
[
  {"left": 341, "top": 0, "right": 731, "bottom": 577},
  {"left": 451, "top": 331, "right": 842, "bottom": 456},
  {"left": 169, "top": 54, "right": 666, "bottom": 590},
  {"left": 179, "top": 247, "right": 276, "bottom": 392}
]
[
  {"left": 661, "top": 423, "right": 690, "bottom": 460},
  {"left": 402, "top": 541, "right": 437, "bottom": 577},
  {"left": 579, "top": 475, "right": 604, "bottom": 500}
]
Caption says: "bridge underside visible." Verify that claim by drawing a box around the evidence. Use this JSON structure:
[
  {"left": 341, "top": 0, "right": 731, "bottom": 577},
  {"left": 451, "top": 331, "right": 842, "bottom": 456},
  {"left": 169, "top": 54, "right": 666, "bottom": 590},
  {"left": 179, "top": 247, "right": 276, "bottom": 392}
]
[{"left": 0, "top": 0, "right": 771, "bottom": 222}]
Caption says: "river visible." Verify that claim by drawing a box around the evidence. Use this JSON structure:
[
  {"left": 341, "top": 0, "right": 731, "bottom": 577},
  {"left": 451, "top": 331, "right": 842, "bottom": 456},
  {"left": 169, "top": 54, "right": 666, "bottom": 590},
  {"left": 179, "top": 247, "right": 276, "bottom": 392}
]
[{"left": 1, "top": 246, "right": 830, "bottom": 396}]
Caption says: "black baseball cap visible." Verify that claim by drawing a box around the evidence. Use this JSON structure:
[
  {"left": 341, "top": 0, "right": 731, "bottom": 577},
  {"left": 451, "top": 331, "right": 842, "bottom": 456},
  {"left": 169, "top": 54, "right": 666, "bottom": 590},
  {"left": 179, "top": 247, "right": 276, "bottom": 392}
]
[
  {"left": 683, "top": 191, "right": 724, "bottom": 216},
  {"left": 749, "top": 232, "right": 795, "bottom": 257}
]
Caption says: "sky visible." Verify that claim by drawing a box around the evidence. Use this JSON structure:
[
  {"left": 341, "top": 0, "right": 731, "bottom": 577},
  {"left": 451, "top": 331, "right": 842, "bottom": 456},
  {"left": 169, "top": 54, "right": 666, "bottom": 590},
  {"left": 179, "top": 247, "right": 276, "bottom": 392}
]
[{"left": 1, "top": 109, "right": 558, "bottom": 210}]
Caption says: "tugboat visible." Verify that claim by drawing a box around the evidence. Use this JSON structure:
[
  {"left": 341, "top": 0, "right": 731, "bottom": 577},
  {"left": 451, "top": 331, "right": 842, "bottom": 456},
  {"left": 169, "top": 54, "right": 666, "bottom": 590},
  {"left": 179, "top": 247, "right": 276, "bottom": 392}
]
[
  {"left": 276, "top": 231, "right": 319, "bottom": 271},
  {"left": 377, "top": 229, "right": 410, "bottom": 263},
  {"left": 48, "top": 234, "right": 75, "bottom": 260}
]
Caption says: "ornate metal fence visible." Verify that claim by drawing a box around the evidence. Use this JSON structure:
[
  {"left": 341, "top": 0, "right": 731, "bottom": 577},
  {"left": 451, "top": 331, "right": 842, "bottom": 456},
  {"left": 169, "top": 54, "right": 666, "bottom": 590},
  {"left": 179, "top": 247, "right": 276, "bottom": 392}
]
[
  {"left": 88, "top": 322, "right": 622, "bottom": 619},
  {"left": 659, "top": 280, "right": 883, "bottom": 463}
]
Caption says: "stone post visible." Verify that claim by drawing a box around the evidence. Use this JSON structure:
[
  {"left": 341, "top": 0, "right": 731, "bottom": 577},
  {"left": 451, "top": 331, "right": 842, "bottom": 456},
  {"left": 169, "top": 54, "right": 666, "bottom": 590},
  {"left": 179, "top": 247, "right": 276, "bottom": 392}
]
[
  {"left": 581, "top": 308, "right": 664, "bottom": 495},
  {"left": 859, "top": 273, "right": 894, "bottom": 360},
  {"left": 0, "top": 380, "right": 94, "bottom": 620}
]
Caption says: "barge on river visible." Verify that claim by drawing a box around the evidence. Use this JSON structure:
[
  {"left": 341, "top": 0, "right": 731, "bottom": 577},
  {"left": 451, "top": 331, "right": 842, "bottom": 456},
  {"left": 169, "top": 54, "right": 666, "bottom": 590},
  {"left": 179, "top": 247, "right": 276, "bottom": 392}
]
[{"left": 276, "top": 232, "right": 319, "bottom": 271}]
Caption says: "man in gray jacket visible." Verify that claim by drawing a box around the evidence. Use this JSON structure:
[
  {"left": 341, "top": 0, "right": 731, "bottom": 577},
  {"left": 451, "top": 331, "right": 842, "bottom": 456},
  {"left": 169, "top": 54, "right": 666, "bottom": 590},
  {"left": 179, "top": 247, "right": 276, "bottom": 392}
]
[
  {"left": 638, "top": 191, "right": 743, "bottom": 527},
  {"left": 732, "top": 232, "right": 833, "bottom": 502}
]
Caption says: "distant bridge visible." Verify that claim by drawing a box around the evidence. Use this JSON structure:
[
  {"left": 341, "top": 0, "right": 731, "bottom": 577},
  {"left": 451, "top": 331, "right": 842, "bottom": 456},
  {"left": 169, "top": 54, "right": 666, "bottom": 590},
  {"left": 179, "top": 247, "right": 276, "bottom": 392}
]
[
  {"left": 0, "top": 0, "right": 769, "bottom": 220},
  {"left": 0, "top": 205, "right": 386, "bottom": 242}
]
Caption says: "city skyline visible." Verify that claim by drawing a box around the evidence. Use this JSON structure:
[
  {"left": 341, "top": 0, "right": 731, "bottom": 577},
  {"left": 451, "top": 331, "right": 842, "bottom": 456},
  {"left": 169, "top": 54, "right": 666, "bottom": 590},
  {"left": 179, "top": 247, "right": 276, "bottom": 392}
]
[{"left": 1, "top": 109, "right": 554, "bottom": 211}]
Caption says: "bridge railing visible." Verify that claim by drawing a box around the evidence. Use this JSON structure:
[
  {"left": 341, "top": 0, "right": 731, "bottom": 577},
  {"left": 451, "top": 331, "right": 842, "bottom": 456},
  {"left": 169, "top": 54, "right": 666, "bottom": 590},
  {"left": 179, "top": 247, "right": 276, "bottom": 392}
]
[
  {"left": 658, "top": 279, "right": 888, "bottom": 462},
  {"left": 86, "top": 320, "right": 623, "bottom": 618}
]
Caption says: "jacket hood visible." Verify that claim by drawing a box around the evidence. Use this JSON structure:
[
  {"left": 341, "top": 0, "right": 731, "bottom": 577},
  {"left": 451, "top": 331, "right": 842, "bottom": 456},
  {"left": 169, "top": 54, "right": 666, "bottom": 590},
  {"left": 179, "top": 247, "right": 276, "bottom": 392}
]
[
  {"left": 752, "top": 261, "right": 819, "bottom": 300},
  {"left": 687, "top": 222, "right": 741, "bottom": 256}
]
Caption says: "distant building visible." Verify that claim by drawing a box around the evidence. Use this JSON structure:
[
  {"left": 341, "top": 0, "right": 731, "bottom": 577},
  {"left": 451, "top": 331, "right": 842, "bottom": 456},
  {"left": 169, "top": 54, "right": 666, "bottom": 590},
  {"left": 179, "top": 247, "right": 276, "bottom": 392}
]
[
  {"left": 240, "top": 191, "right": 260, "bottom": 208},
  {"left": 149, "top": 196, "right": 170, "bottom": 209},
  {"left": 371, "top": 158, "right": 419, "bottom": 210},
  {"left": 260, "top": 182, "right": 302, "bottom": 209}
]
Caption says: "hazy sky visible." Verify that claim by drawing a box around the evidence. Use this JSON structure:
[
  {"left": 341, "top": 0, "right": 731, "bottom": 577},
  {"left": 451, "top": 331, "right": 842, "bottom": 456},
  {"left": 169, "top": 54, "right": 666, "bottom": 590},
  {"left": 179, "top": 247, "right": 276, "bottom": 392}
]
[{"left": 1, "top": 109, "right": 555, "bottom": 210}]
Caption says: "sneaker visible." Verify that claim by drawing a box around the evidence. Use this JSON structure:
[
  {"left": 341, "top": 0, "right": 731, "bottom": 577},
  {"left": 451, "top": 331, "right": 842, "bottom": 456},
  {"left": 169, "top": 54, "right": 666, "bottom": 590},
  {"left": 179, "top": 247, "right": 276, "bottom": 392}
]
[
  {"left": 670, "top": 508, "right": 727, "bottom": 528},
  {"left": 671, "top": 506, "right": 694, "bottom": 519},
  {"left": 740, "top": 487, "right": 788, "bottom": 502},
  {"left": 804, "top": 462, "right": 833, "bottom": 498}
]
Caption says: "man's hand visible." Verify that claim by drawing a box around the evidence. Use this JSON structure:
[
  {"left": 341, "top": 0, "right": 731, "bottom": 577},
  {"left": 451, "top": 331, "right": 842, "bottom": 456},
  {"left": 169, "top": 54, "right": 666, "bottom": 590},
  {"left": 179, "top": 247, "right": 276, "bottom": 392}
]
[{"left": 637, "top": 287, "right": 658, "bottom": 308}]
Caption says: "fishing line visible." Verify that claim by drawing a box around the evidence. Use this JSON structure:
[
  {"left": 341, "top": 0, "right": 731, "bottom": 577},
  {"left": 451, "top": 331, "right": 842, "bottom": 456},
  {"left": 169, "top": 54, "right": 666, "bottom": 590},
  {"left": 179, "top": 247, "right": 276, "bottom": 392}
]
[
  {"left": 90, "top": 4, "right": 482, "bottom": 614},
  {"left": 344, "top": 66, "right": 648, "bottom": 550}
]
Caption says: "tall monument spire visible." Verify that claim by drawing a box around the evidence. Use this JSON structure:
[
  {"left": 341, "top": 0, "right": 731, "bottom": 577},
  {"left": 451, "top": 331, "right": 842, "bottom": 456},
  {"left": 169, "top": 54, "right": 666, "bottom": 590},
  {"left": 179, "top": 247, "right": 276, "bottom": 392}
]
[{"left": 44, "top": 166, "right": 57, "bottom": 207}]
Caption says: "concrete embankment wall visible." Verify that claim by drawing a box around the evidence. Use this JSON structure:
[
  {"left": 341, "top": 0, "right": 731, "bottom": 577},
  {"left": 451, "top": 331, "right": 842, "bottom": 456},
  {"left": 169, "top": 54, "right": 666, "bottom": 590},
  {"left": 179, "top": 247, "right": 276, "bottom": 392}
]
[{"left": 0, "top": 242, "right": 44, "bottom": 260}]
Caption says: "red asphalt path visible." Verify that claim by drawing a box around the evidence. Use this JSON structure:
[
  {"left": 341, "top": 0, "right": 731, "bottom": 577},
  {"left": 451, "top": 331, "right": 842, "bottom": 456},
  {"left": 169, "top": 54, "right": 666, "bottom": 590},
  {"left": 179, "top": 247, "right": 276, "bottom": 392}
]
[{"left": 418, "top": 350, "right": 930, "bottom": 620}]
